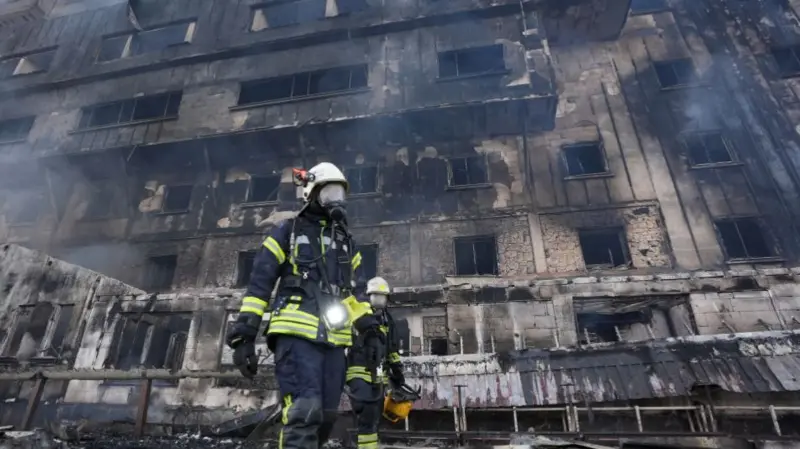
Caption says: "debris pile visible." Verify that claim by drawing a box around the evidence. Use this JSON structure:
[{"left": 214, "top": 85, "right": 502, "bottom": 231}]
[{"left": 0, "top": 428, "right": 253, "bottom": 449}]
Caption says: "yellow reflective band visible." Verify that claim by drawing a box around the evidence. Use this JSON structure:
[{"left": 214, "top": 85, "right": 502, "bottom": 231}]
[
  {"left": 388, "top": 352, "right": 401, "bottom": 363},
  {"left": 243, "top": 296, "right": 268, "bottom": 309},
  {"left": 347, "top": 366, "right": 370, "bottom": 375},
  {"left": 279, "top": 395, "right": 292, "bottom": 449},
  {"left": 352, "top": 251, "right": 362, "bottom": 269},
  {"left": 358, "top": 443, "right": 378, "bottom": 449},
  {"left": 358, "top": 434, "right": 378, "bottom": 444},
  {"left": 263, "top": 236, "right": 286, "bottom": 264},
  {"left": 239, "top": 306, "right": 265, "bottom": 317},
  {"left": 379, "top": 325, "right": 388, "bottom": 335}
]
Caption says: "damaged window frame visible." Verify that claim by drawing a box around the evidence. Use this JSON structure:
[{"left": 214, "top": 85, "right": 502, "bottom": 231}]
[
  {"left": 235, "top": 64, "right": 370, "bottom": 108},
  {"left": 447, "top": 155, "right": 490, "bottom": 189},
  {"left": 574, "top": 296, "right": 692, "bottom": 345},
  {"left": 437, "top": 44, "right": 508, "bottom": 80},
  {"left": 561, "top": 141, "right": 611, "bottom": 179},
  {"left": 653, "top": 58, "right": 697, "bottom": 90},
  {"left": 453, "top": 235, "right": 499, "bottom": 276},
  {"left": 629, "top": 0, "right": 668, "bottom": 16},
  {"left": 714, "top": 217, "right": 777, "bottom": 262},
  {"left": 578, "top": 227, "right": 632, "bottom": 270},
  {"left": 1, "top": 302, "right": 75, "bottom": 362},
  {"left": 356, "top": 243, "right": 379, "bottom": 280},
  {"left": 96, "top": 20, "right": 196, "bottom": 63},
  {"left": 105, "top": 311, "right": 191, "bottom": 384},
  {"left": 76, "top": 91, "right": 183, "bottom": 131},
  {"left": 243, "top": 173, "right": 282, "bottom": 205},
  {"left": 159, "top": 184, "right": 193, "bottom": 214},
  {"left": 772, "top": 45, "right": 800, "bottom": 78},
  {"left": 681, "top": 130, "right": 737, "bottom": 167},
  {"left": 250, "top": 0, "right": 326, "bottom": 32},
  {"left": 345, "top": 165, "right": 380, "bottom": 196},
  {"left": 0, "top": 116, "right": 35, "bottom": 144},
  {"left": 0, "top": 47, "right": 57, "bottom": 79}
]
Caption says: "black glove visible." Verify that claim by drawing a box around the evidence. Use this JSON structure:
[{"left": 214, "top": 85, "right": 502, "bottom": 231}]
[
  {"left": 353, "top": 314, "right": 379, "bottom": 334},
  {"left": 226, "top": 315, "right": 260, "bottom": 379},
  {"left": 388, "top": 364, "right": 404, "bottom": 385}
]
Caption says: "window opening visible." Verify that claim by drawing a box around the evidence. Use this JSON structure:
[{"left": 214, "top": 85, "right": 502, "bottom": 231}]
[
  {"left": 454, "top": 235, "right": 498, "bottom": 275},
  {"left": 449, "top": 156, "right": 488, "bottom": 186},
  {"left": 562, "top": 142, "right": 607, "bottom": 176},
  {"left": 438, "top": 44, "right": 505, "bottom": 78},
  {"left": 579, "top": 227, "right": 630, "bottom": 269},
  {"left": 346, "top": 166, "right": 378, "bottom": 194},
  {"left": 247, "top": 175, "right": 281, "bottom": 203},
  {"left": 654, "top": 58, "right": 695, "bottom": 88},
  {"left": 162, "top": 185, "right": 193, "bottom": 212},
  {"left": 356, "top": 244, "right": 378, "bottom": 280},
  {"left": 683, "top": 132, "right": 732, "bottom": 165},
  {"left": 144, "top": 255, "right": 177, "bottom": 290},
  {"left": 238, "top": 65, "right": 368, "bottom": 105},
  {"left": 716, "top": 218, "right": 772, "bottom": 259},
  {"left": 236, "top": 251, "right": 257, "bottom": 287}
]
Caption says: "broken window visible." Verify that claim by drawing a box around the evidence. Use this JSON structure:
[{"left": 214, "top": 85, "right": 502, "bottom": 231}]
[
  {"left": 144, "top": 255, "right": 178, "bottom": 290},
  {"left": 356, "top": 244, "right": 378, "bottom": 280},
  {"left": 42, "top": 305, "right": 75, "bottom": 358},
  {"left": 683, "top": 131, "right": 732, "bottom": 165},
  {"left": 97, "top": 22, "right": 195, "bottom": 62},
  {"left": 78, "top": 91, "right": 182, "bottom": 129},
  {"left": 654, "top": 58, "right": 695, "bottom": 89},
  {"left": 454, "top": 235, "right": 498, "bottom": 276},
  {"left": 629, "top": 0, "right": 667, "bottom": 15},
  {"left": 346, "top": 166, "right": 378, "bottom": 194},
  {"left": 236, "top": 250, "right": 257, "bottom": 287},
  {"left": 438, "top": 44, "right": 506, "bottom": 78},
  {"left": 84, "top": 184, "right": 115, "bottom": 220},
  {"left": 449, "top": 156, "right": 488, "bottom": 186},
  {"left": 162, "top": 185, "right": 193, "bottom": 212},
  {"left": 251, "top": 0, "right": 326, "bottom": 31},
  {"left": 715, "top": 218, "right": 772, "bottom": 260},
  {"left": 0, "top": 116, "right": 35, "bottom": 142},
  {"left": 574, "top": 296, "right": 688, "bottom": 344},
  {"left": 0, "top": 48, "right": 56, "bottom": 78},
  {"left": 238, "top": 64, "right": 369, "bottom": 105},
  {"left": 579, "top": 227, "right": 630, "bottom": 269},
  {"left": 111, "top": 312, "right": 191, "bottom": 372},
  {"left": 429, "top": 338, "right": 448, "bottom": 356},
  {"left": 562, "top": 142, "right": 608, "bottom": 177},
  {"left": 247, "top": 174, "right": 281, "bottom": 203},
  {"left": 3, "top": 303, "right": 54, "bottom": 358},
  {"left": 772, "top": 46, "right": 800, "bottom": 77}
]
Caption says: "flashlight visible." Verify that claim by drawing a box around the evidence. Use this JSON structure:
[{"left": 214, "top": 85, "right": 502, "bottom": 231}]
[{"left": 323, "top": 302, "right": 349, "bottom": 331}]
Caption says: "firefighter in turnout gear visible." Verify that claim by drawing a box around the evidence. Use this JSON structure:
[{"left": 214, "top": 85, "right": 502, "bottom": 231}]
[
  {"left": 226, "top": 162, "right": 379, "bottom": 449},
  {"left": 346, "top": 276, "right": 405, "bottom": 449}
]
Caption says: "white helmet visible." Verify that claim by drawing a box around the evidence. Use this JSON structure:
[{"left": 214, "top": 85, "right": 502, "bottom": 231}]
[
  {"left": 367, "top": 276, "right": 391, "bottom": 309},
  {"left": 298, "top": 162, "right": 349, "bottom": 203}
]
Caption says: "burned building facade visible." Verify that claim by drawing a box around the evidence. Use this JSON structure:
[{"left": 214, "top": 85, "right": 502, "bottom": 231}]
[{"left": 3, "top": 0, "right": 800, "bottom": 445}]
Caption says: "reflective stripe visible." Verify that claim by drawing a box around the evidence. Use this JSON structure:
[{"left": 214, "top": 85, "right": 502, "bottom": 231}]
[
  {"left": 358, "top": 433, "right": 378, "bottom": 444},
  {"left": 243, "top": 296, "right": 267, "bottom": 309},
  {"left": 346, "top": 366, "right": 372, "bottom": 382},
  {"left": 279, "top": 394, "right": 292, "bottom": 449},
  {"left": 358, "top": 443, "right": 378, "bottom": 449},
  {"left": 239, "top": 305, "right": 264, "bottom": 317},
  {"left": 263, "top": 236, "right": 286, "bottom": 264},
  {"left": 388, "top": 352, "right": 401, "bottom": 364},
  {"left": 352, "top": 251, "right": 362, "bottom": 270}
]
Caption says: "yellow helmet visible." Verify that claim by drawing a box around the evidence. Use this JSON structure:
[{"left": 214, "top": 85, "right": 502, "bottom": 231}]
[{"left": 382, "top": 383, "right": 421, "bottom": 423}]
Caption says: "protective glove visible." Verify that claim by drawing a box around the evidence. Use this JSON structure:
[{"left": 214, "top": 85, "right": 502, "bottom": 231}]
[
  {"left": 388, "top": 363, "right": 405, "bottom": 385},
  {"left": 353, "top": 313, "right": 380, "bottom": 335},
  {"left": 226, "top": 316, "right": 260, "bottom": 379}
]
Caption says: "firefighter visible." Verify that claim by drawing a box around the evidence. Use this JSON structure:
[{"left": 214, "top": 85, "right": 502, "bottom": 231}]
[
  {"left": 346, "top": 276, "right": 405, "bottom": 449},
  {"left": 226, "top": 162, "right": 379, "bottom": 449}
]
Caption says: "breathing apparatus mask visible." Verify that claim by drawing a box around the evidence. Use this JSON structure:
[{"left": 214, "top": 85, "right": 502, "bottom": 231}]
[
  {"left": 317, "top": 183, "right": 347, "bottom": 222},
  {"left": 370, "top": 293, "right": 388, "bottom": 309}
]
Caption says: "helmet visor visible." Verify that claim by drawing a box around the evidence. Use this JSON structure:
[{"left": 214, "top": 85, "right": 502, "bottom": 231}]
[{"left": 318, "top": 183, "right": 346, "bottom": 206}]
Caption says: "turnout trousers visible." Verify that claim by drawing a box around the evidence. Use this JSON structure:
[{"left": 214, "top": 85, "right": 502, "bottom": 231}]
[
  {"left": 347, "top": 378, "right": 383, "bottom": 449},
  {"left": 274, "top": 335, "right": 347, "bottom": 449}
]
